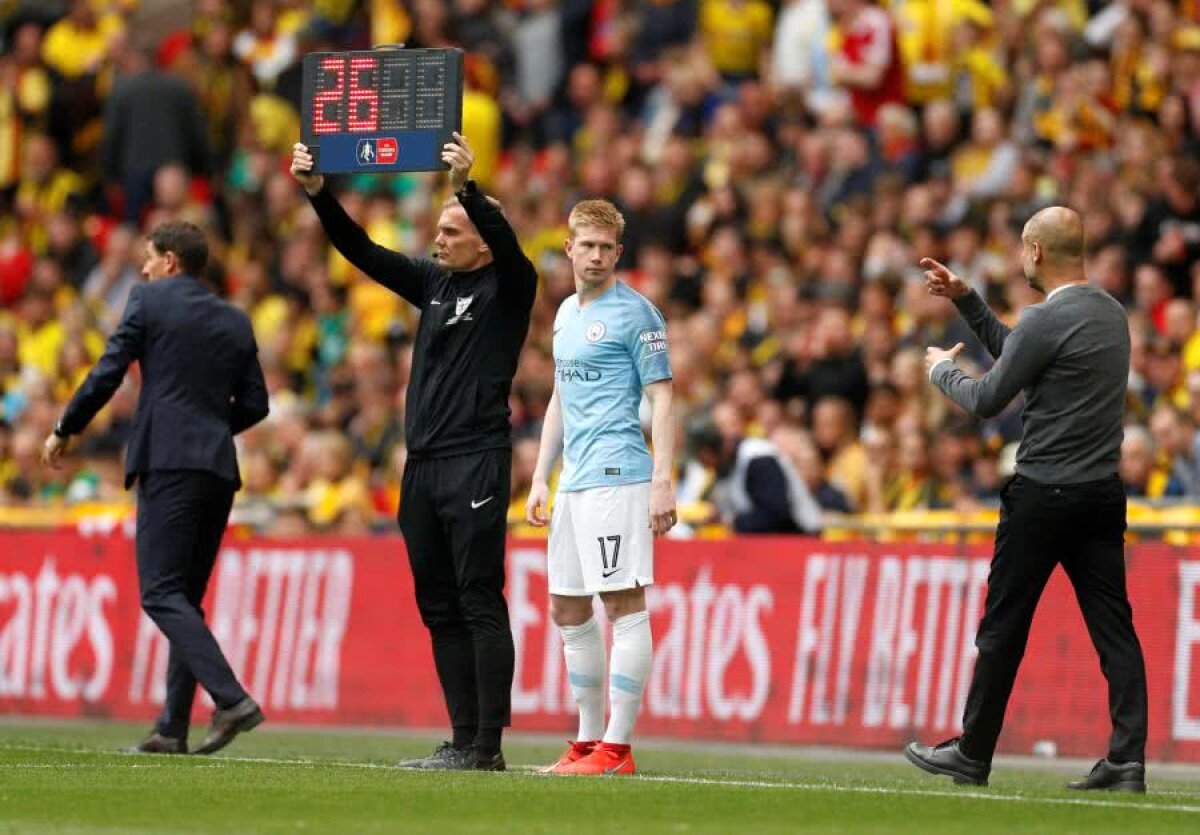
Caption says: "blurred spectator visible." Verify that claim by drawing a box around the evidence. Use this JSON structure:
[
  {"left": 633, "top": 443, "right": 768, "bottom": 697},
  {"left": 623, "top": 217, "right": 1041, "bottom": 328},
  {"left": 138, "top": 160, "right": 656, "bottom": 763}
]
[
  {"left": 770, "top": 0, "right": 831, "bottom": 113},
  {"left": 774, "top": 425, "right": 852, "bottom": 514},
  {"left": 1148, "top": 403, "right": 1200, "bottom": 496},
  {"left": 102, "top": 45, "right": 210, "bottom": 223},
  {"left": 775, "top": 306, "right": 870, "bottom": 419},
  {"left": 827, "top": 0, "right": 906, "bottom": 127},
  {"left": 14, "top": 133, "right": 86, "bottom": 255},
  {"left": 81, "top": 223, "right": 139, "bottom": 323},
  {"left": 508, "top": 0, "right": 564, "bottom": 146},
  {"left": 1121, "top": 423, "right": 1183, "bottom": 497},
  {"left": 809, "top": 395, "right": 868, "bottom": 511},
  {"left": 232, "top": 0, "right": 297, "bottom": 90},
  {"left": 181, "top": 12, "right": 254, "bottom": 171},
  {"left": 45, "top": 209, "right": 98, "bottom": 289},
  {"left": 303, "top": 431, "right": 372, "bottom": 531},
  {"left": 692, "top": 402, "right": 823, "bottom": 534},
  {"left": 699, "top": 0, "right": 774, "bottom": 84},
  {"left": 0, "top": 21, "right": 52, "bottom": 193},
  {"left": 40, "top": 0, "right": 122, "bottom": 81}
]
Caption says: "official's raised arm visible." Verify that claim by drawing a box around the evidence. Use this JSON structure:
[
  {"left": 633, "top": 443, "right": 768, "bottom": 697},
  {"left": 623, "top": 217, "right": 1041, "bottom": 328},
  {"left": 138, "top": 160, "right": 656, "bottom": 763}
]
[{"left": 291, "top": 142, "right": 436, "bottom": 308}]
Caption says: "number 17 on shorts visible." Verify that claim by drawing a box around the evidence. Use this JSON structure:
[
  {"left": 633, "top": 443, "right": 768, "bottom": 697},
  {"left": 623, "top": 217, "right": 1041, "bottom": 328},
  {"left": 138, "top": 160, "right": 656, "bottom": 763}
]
[{"left": 547, "top": 482, "right": 654, "bottom": 596}]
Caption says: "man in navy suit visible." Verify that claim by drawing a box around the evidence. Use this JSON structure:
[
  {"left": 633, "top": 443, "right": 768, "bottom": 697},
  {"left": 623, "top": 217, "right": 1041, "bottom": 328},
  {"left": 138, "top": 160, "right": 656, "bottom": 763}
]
[{"left": 42, "top": 222, "right": 270, "bottom": 755}]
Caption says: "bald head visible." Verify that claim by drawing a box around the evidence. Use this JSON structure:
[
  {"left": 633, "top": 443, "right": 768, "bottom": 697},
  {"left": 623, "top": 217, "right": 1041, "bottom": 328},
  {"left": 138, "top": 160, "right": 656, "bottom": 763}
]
[
  {"left": 1023, "top": 206, "right": 1085, "bottom": 265},
  {"left": 1019, "top": 206, "right": 1088, "bottom": 292}
]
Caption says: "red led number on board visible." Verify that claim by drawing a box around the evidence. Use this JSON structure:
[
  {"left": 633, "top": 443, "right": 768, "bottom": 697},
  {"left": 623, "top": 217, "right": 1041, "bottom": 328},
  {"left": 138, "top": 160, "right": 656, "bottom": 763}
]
[
  {"left": 312, "top": 56, "right": 345, "bottom": 134},
  {"left": 347, "top": 57, "right": 379, "bottom": 132}
]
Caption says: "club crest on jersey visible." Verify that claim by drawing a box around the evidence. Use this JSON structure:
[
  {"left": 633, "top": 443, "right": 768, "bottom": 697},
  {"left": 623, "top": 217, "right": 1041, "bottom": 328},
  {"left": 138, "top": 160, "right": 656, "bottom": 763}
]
[
  {"left": 586, "top": 321, "right": 606, "bottom": 342},
  {"left": 446, "top": 295, "right": 474, "bottom": 325}
]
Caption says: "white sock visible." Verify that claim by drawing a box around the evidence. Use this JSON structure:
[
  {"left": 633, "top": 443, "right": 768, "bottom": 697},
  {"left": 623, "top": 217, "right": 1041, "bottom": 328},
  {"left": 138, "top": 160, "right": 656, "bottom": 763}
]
[
  {"left": 604, "top": 611, "right": 652, "bottom": 746},
  {"left": 559, "top": 617, "right": 607, "bottom": 742}
]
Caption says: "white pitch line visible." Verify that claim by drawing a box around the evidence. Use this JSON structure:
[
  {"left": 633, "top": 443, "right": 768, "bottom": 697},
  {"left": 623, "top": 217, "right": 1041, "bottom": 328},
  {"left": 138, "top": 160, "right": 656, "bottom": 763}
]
[
  {"left": 2, "top": 744, "right": 1198, "bottom": 814},
  {"left": 621, "top": 773, "right": 1200, "bottom": 814},
  {"left": 0, "top": 763, "right": 220, "bottom": 769}
]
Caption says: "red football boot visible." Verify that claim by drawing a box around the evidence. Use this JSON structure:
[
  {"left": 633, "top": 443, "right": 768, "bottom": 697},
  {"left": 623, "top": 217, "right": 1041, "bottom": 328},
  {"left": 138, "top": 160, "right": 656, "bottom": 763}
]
[
  {"left": 553, "top": 742, "right": 635, "bottom": 775},
  {"left": 540, "top": 740, "right": 599, "bottom": 773}
]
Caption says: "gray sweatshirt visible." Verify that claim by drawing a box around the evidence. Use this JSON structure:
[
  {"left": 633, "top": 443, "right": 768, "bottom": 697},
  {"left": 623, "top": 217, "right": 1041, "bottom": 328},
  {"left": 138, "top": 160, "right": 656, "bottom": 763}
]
[{"left": 932, "top": 285, "right": 1129, "bottom": 485}]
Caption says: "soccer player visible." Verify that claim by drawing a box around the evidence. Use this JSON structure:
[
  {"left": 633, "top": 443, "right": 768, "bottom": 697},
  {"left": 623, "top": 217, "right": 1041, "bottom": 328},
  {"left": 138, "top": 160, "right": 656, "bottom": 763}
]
[{"left": 525, "top": 199, "right": 676, "bottom": 775}]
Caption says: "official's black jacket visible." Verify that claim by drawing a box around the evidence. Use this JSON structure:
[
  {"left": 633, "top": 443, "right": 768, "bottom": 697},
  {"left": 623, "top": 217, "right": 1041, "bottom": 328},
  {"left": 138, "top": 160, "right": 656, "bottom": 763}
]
[
  {"left": 308, "top": 181, "right": 538, "bottom": 460},
  {"left": 60, "top": 275, "right": 269, "bottom": 488}
]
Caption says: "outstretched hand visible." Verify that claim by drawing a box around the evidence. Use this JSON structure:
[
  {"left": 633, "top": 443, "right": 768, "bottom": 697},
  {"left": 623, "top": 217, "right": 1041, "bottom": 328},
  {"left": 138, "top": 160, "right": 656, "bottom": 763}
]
[
  {"left": 925, "top": 342, "right": 966, "bottom": 376},
  {"left": 920, "top": 258, "right": 969, "bottom": 300},
  {"left": 442, "top": 132, "right": 474, "bottom": 192}
]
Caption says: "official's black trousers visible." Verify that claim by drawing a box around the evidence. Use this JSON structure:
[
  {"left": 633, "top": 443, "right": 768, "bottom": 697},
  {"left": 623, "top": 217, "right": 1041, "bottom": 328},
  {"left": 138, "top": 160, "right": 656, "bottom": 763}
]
[
  {"left": 960, "top": 474, "right": 1148, "bottom": 764},
  {"left": 136, "top": 470, "right": 247, "bottom": 739},
  {"left": 398, "top": 449, "right": 514, "bottom": 737}
]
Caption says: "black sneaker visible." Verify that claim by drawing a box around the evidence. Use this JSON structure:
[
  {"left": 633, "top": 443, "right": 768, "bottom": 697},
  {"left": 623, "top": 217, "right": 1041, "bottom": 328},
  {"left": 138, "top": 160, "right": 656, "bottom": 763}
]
[
  {"left": 904, "top": 737, "right": 990, "bottom": 786},
  {"left": 1068, "top": 759, "right": 1146, "bottom": 793},
  {"left": 396, "top": 742, "right": 476, "bottom": 770}
]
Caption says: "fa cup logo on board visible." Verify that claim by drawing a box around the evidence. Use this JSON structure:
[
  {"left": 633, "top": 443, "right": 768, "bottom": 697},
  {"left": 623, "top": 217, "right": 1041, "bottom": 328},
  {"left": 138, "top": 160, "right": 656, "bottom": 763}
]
[{"left": 586, "top": 321, "right": 606, "bottom": 343}]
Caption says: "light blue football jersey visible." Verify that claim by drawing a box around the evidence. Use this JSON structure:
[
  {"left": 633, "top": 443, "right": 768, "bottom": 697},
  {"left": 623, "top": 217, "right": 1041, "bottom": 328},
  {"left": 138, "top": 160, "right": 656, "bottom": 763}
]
[{"left": 553, "top": 281, "right": 672, "bottom": 492}]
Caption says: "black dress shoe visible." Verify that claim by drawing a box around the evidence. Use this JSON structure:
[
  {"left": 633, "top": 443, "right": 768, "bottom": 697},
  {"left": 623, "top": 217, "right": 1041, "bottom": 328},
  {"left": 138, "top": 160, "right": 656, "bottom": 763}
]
[
  {"left": 192, "top": 696, "right": 265, "bottom": 755},
  {"left": 1068, "top": 759, "right": 1146, "bottom": 793},
  {"left": 396, "top": 742, "right": 477, "bottom": 770},
  {"left": 476, "top": 751, "right": 506, "bottom": 772},
  {"left": 122, "top": 732, "right": 186, "bottom": 755},
  {"left": 904, "top": 738, "right": 990, "bottom": 786}
]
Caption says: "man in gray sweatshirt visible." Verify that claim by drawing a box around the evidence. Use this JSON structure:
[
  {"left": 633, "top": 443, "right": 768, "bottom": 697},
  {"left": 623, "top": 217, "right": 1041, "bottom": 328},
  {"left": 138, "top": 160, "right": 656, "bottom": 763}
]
[{"left": 903, "top": 207, "right": 1148, "bottom": 792}]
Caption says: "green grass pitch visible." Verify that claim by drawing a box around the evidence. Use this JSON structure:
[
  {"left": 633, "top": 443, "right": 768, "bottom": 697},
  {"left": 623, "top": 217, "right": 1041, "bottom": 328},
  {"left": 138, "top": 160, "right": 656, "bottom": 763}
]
[{"left": 2, "top": 720, "right": 1199, "bottom": 834}]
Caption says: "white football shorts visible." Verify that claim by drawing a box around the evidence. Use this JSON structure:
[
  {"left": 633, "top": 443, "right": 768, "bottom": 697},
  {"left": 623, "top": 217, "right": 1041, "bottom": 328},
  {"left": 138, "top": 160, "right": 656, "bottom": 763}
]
[{"left": 547, "top": 481, "right": 654, "bottom": 596}]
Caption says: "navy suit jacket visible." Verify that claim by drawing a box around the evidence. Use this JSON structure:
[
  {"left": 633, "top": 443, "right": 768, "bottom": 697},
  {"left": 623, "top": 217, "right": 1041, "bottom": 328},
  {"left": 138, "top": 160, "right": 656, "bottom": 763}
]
[{"left": 60, "top": 275, "right": 268, "bottom": 488}]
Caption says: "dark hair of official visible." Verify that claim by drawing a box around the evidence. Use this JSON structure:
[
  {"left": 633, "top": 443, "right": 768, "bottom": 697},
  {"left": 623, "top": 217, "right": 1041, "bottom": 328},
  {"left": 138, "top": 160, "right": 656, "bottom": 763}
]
[{"left": 149, "top": 222, "right": 209, "bottom": 275}]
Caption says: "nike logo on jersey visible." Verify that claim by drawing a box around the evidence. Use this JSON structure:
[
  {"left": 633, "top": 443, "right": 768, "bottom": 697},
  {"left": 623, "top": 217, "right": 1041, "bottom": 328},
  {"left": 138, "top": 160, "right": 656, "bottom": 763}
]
[
  {"left": 471, "top": 496, "right": 495, "bottom": 509},
  {"left": 601, "top": 568, "right": 620, "bottom": 579},
  {"left": 429, "top": 299, "right": 442, "bottom": 305}
]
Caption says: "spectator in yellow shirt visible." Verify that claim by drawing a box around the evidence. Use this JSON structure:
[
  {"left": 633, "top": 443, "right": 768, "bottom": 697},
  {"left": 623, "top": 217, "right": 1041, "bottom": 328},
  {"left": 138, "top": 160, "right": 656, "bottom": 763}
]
[
  {"left": 0, "top": 23, "right": 53, "bottom": 194},
  {"left": 700, "top": 0, "right": 775, "bottom": 82},
  {"left": 15, "top": 289, "right": 64, "bottom": 380},
  {"left": 304, "top": 431, "right": 374, "bottom": 530},
  {"left": 40, "top": 0, "right": 125, "bottom": 80},
  {"left": 949, "top": 16, "right": 1010, "bottom": 111},
  {"left": 888, "top": 0, "right": 994, "bottom": 104},
  {"left": 461, "top": 79, "right": 501, "bottom": 191},
  {"left": 14, "top": 134, "right": 86, "bottom": 256}
]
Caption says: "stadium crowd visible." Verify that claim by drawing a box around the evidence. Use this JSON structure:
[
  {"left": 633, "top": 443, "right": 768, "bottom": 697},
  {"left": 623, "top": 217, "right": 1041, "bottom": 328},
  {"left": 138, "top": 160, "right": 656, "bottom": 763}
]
[{"left": 2, "top": 0, "right": 1200, "bottom": 536}]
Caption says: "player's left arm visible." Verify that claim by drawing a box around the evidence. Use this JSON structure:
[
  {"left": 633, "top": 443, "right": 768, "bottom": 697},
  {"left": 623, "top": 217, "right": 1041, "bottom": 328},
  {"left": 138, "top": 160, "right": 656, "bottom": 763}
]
[
  {"left": 444, "top": 133, "right": 538, "bottom": 310},
  {"left": 630, "top": 303, "right": 675, "bottom": 536},
  {"left": 644, "top": 379, "right": 676, "bottom": 536},
  {"left": 930, "top": 305, "right": 1055, "bottom": 418}
]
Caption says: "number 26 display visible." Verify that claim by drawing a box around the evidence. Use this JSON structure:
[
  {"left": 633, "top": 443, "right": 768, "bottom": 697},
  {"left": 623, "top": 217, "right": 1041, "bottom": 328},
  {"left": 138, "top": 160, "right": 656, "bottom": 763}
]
[{"left": 300, "top": 48, "right": 464, "bottom": 174}]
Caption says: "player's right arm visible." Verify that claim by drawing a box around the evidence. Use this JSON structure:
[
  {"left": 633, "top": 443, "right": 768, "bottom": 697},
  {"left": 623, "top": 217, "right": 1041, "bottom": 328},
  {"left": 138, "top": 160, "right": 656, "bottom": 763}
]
[
  {"left": 526, "top": 385, "right": 564, "bottom": 527},
  {"left": 290, "top": 142, "right": 433, "bottom": 309}
]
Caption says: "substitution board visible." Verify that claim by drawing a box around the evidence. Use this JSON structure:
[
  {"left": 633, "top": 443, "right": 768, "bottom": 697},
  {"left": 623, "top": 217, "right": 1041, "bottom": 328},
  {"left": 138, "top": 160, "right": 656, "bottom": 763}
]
[{"left": 300, "top": 47, "right": 463, "bottom": 174}]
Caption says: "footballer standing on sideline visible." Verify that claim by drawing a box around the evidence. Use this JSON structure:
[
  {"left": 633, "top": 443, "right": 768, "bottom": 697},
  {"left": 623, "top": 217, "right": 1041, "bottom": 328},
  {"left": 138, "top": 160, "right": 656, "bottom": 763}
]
[
  {"left": 526, "top": 199, "right": 676, "bottom": 775},
  {"left": 291, "top": 134, "right": 537, "bottom": 770}
]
